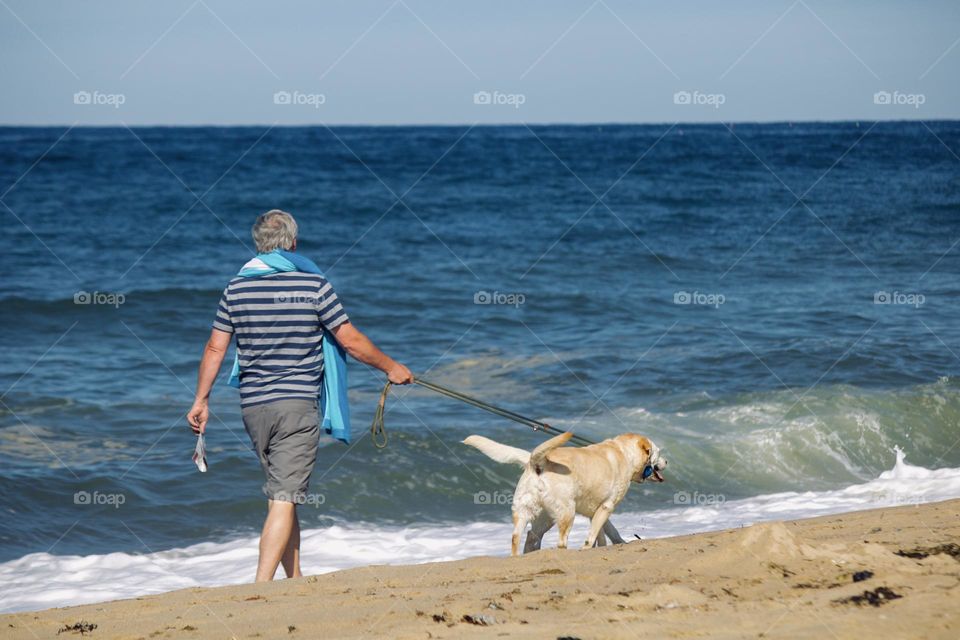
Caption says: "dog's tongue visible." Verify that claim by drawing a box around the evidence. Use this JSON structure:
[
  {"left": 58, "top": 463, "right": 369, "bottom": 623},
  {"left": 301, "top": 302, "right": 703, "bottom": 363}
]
[{"left": 652, "top": 469, "right": 664, "bottom": 482}]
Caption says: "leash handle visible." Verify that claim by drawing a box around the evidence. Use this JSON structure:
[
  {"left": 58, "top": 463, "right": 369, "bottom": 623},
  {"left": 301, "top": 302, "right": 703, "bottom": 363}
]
[
  {"left": 370, "top": 377, "right": 595, "bottom": 448},
  {"left": 371, "top": 381, "right": 391, "bottom": 449}
]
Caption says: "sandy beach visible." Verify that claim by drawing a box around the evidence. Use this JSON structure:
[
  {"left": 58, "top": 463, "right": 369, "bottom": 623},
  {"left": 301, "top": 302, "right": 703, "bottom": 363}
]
[{"left": 4, "top": 499, "right": 957, "bottom": 639}]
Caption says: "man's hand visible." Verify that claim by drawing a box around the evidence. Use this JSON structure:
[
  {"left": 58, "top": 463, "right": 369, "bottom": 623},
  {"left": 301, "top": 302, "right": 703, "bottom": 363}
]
[
  {"left": 188, "top": 399, "right": 209, "bottom": 434},
  {"left": 387, "top": 362, "right": 414, "bottom": 385}
]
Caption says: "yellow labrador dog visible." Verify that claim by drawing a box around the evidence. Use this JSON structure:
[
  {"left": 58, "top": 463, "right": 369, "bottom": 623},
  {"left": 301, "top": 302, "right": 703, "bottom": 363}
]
[{"left": 464, "top": 432, "right": 667, "bottom": 556}]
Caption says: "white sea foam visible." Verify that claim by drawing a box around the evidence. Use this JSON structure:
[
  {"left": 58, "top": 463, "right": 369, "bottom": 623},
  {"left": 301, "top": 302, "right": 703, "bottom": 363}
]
[{"left": 1, "top": 449, "right": 958, "bottom": 614}]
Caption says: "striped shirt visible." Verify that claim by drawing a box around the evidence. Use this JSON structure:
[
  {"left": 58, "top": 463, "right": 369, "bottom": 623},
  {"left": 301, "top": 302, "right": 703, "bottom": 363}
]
[{"left": 212, "top": 272, "right": 350, "bottom": 408}]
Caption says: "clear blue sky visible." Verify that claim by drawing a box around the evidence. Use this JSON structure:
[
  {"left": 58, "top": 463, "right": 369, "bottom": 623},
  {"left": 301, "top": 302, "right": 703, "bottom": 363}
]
[{"left": 1, "top": 0, "right": 957, "bottom": 124}]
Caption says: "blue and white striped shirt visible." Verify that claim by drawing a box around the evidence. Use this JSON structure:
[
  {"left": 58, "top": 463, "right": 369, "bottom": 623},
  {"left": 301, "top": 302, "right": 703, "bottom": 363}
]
[{"left": 212, "top": 271, "right": 349, "bottom": 408}]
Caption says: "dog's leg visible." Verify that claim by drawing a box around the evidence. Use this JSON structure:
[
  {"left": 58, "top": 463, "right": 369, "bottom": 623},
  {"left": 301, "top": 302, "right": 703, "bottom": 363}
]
[
  {"left": 556, "top": 511, "right": 575, "bottom": 549},
  {"left": 602, "top": 520, "right": 626, "bottom": 545},
  {"left": 595, "top": 529, "right": 607, "bottom": 547},
  {"left": 524, "top": 512, "right": 553, "bottom": 554},
  {"left": 583, "top": 504, "right": 614, "bottom": 548},
  {"left": 511, "top": 511, "right": 530, "bottom": 557}
]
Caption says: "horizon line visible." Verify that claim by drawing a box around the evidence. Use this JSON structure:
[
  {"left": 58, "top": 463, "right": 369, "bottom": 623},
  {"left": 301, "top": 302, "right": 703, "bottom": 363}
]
[{"left": 0, "top": 117, "right": 958, "bottom": 128}]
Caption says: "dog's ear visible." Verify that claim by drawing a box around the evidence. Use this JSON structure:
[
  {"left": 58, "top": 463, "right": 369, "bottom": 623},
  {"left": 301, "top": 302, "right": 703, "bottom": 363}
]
[{"left": 637, "top": 436, "right": 652, "bottom": 459}]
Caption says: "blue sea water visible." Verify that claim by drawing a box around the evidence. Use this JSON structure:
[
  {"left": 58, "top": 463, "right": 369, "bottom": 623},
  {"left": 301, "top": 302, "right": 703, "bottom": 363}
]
[{"left": 0, "top": 122, "right": 959, "bottom": 608}]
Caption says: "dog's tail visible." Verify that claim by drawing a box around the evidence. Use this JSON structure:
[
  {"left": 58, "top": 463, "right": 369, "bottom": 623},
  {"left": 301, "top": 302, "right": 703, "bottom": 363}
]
[
  {"left": 462, "top": 435, "right": 530, "bottom": 467},
  {"left": 528, "top": 431, "right": 574, "bottom": 470}
]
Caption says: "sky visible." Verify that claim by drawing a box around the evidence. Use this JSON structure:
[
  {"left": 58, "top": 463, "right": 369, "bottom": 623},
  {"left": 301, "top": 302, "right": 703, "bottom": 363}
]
[{"left": 0, "top": 0, "right": 957, "bottom": 125}]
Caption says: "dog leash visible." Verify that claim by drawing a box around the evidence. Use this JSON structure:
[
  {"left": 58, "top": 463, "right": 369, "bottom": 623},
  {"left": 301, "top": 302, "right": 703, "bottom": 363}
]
[{"left": 371, "top": 378, "right": 597, "bottom": 449}]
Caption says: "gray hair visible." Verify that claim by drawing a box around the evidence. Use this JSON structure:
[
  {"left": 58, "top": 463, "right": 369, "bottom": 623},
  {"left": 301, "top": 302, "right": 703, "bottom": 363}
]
[{"left": 252, "top": 209, "right": 298, "bottom": 253}]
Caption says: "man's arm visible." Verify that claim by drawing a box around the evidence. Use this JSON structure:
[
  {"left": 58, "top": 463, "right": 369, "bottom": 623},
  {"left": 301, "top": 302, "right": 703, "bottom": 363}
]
[
  {"left": 187, "top": 328, "right": 232, "bottom": 434},
  {"left": 332, "top": 321, "right": 413, "bottom": 384}
]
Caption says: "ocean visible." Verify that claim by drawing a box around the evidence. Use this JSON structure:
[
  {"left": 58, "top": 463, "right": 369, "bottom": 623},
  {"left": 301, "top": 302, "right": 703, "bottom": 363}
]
[{"left": 1, "top": 122, "right": 959, "bottom": 612}]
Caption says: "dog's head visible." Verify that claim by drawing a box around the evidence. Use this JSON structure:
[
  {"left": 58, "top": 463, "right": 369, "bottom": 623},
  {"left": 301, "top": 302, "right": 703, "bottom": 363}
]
[{"left": 627, "top": 436, "right": 667, "bottom": 483}]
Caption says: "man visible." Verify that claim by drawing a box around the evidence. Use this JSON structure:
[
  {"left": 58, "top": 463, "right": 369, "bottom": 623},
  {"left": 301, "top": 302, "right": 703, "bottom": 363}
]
[{"left": 187, "top": 209, "right": 413, "bottom": 582}]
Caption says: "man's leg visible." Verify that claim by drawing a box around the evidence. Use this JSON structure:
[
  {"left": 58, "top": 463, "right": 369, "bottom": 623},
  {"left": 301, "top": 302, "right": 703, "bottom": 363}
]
[
  {"left": 255, "top": 499, "right": 296, "bottom": 582},
  {"left": 245, "top": 399, "right": 319, "bottom": 582},
  {"left": 280, "top": 507, "right": 301, "bottom": 578}
]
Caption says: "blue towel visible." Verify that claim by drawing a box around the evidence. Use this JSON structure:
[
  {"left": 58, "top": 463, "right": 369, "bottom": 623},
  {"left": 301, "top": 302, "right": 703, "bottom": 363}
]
[{"left": 227, "top": 249, "right": 351, "bottom": 444}]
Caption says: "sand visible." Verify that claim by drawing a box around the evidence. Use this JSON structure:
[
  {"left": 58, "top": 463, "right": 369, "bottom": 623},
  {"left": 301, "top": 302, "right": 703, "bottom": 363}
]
[{"left": 3, "top": 499, "right": 958, "bottom": 639}]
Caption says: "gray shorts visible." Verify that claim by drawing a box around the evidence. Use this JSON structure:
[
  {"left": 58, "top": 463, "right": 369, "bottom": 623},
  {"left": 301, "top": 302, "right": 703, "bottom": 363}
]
[{"left": 242, "top": 399, "right": 320, "bottom": 503}]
